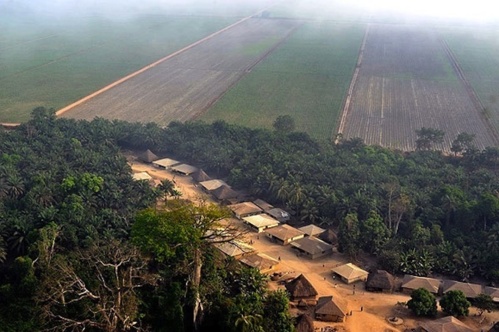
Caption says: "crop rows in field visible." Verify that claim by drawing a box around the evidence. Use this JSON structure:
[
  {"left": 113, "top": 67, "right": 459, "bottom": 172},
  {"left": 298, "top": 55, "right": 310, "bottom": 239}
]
[
  {"left": 60, "top": 18, "right": 302, "bottom": 124},
  {"left": 201, "top": 22, "right": 366, "bottom": 139},
  {"left": 0, "top": 15, "right": 237, "bottom": 122},
  {"left": 442, "top": 28, "right": 499, "bottom": 133},
  {"left": 340, "top": 24, "right": 498, "bottom": 152}
]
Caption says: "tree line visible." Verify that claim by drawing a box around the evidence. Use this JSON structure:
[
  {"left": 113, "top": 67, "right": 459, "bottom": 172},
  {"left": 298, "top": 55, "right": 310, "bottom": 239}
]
[{"left": 0, "top": 108, "right": 293, "bottom": 331}]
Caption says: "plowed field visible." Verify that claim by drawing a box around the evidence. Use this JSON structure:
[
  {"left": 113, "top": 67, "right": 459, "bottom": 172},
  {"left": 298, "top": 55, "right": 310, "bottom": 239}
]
[
  {"left": 60, "top": 18, "right": 301, "bottom": 124},
  {"left": 340, "top": 24, "right": 498, "bottom": 152}
]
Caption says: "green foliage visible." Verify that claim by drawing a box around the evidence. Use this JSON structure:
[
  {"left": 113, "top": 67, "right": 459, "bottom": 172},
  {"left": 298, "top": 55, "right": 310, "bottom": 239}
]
[
  {"left": 415, "top": 127, "right": 445, "bottom": 150},
  {"left": 440, "top": 290, "right": 471, "bottom": 317},
  {"left": 474, "top": 293, "right": 495, "bottom": 316},
  {"left": 132, "top": 208, "right": 202, "bottom": 262},
  {"left": 273, "top": 115, "right": 296, "bottom": 133},
  {"left": 338, "top": 213, "right": 360, "bottom": 258},
  {"left": 263, "top": 290, "right": 294, "bottom": 332},
  {"left": 407, "top": 288, "right": 437, "bottom": 317},
  {"left": 359, "top": 210, "right": 390, "bottom": 254}
]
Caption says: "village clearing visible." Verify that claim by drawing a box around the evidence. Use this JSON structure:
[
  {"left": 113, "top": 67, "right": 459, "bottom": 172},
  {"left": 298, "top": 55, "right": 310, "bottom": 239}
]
[{"left": 130, "top": 159, "right": 499, "bottom": 332}]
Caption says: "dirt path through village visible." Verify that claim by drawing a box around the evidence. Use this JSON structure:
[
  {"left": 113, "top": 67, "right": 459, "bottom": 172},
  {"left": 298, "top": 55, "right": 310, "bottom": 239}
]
[{"left": 130, "top": 159, "right": 499, "bottom": 331}]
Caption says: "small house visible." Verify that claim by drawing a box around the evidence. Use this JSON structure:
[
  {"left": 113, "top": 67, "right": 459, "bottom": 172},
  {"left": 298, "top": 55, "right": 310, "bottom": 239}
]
[
  {"left": 441, "top": 280, "right": 482, "bottom": 299},
  {"left": 212, "top": 185, "right": 239, "bottom": 203},
  {"left": 299, "top": 224, "right": 326, "bottom": 237},
  {"left": 484, "top": 286, "right": 499, "bottom": 303},
  {"left": 171, "top": 164, "right": 198, "bottom": 176},
  {"left": 228, "top": 202, "right": 262, "bottom": 219},
  {"left": 138, "top": 149, "right": 159, "bottom": 163},
  {"left": 290, "top": 237, "right": 332, "bottom": 259},
  {"left": 213, "top": 240, "right": 254, "bottom": 258},
  {"left": 401, "top": 275, "right": 441, "bottom": 295},
  {"left": 366, "top": 270, "right": 396, "bottom": 293},
  {"left": 199, "top": 179, "right": 227, "bottom": 192},
  {"left": 265, "top": 224, "right": 305, "bottom": 245},
  {"left": 266, "top": 207, "right": 290, "bottom": 223},
  {"left": 152, "top": 158, "right": 180, "bottom": 169},
  {"left": 284, "top": 274, "right": 318, "bottom": 301},
  {"left": 331, "top": 263, "right": 368, "bottom": 284},
  {"left": 242, "top": 214, "right": 279, "bottom": 233},
  {"left": 191, "top": 169, "right": 211, "bottom": 182},
  {"left": 319, "top": 229, "right": 338, "bottom": 246},
  {"left": 132, "top": 171, "right": 152, "bottom": 181},
  {"left": 295, "top": 314, "right": 314, "bottom": 332},
  {"left": 239, "top": 253, "right": 279, "bottom": 274},
  {"left": 253, "top": 199, "right": 274, "bottom": 211},
  {"left": 314, "top": 296, "right": 348, "bottom": 322},
  {"left": 417, "top": 316, "right": 473, "bottom": 332}
]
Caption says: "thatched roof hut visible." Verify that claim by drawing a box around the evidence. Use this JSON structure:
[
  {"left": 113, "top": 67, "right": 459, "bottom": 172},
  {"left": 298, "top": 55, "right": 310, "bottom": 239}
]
[
  {"left": 295, "top": 314, "right": 314, "bottom": 332},
  {"left": 315, "top": 296, "right": 348, "bottom": 322},
  {"left": 138, "top": 149, "right": 159, "bottom": 163},
  {"left": 285, "top": 274, "right": 318, "bottom": 301},
  {"left": 191, "top": 169, "right": 211, "bottom": 182},
  {"left": 366, "top": 270, "right": 396, "bottom": 293},
  {"left": 319, "top": 229, "right": 338, "bottom": 246},
  {"left": 212, "top": 185, "right": 239, "bottom": 201}
]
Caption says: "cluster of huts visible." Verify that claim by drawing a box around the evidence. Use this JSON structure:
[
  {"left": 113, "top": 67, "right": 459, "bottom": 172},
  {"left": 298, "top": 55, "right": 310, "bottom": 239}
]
[
  {"left": 284, "top": 274, "right": 349, "bottom": 325},
  {"left": 400, "top": 275, "right": 499, "bottom": 302},
  {"left": 134, "top": 151, "right": 499, "bottom": 331}
]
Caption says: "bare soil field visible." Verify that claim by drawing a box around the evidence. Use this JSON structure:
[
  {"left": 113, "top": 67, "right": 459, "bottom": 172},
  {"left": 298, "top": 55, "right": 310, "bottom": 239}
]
[
  {"left": 340, "top": 24, "right": 499, "bottom": 152},
  {"left": 60, "top": 18, "right": 301, "bottom": 124}
]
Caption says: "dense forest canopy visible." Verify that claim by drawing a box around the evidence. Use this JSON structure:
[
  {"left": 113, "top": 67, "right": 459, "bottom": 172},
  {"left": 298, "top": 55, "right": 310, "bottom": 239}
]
[{"left": 0, "top": 107, "right": 498, "bottom": 330}]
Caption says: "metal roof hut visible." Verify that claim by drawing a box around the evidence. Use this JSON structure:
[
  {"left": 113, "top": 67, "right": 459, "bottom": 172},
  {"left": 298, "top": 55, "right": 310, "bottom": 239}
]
[
  {"left": 295, "top": 314, "right": 314, "bottom": 332},
  {"left": 290, "top": 237, "right": 332, "bottom": 259},
  {"left": 318, "top": 229, "right": 338, "bottom": 246},
  {"left": 315, "top": 296, "right": 349, "bottom": 323},
  {"left": 191, "top": 169, "right": 211, "bottom": 183},
  {"left": 285, "top": 274, "right": 318, "bottom": 302},
  {"left": 239, "top": 253, "right": 279, "bottom": 274},
  {"left": 299, "top": 224, "right": 326, "bottom": 237},
  {"left": 484, "top": 286, "right": 499, "bottom": 303},
  {"left": 138, "top": 149, "right": 159, "bottom": 163},
  {"left": 441, "top": 280, "right": 482, "bottom": 299},
  {"left": 417, "top": 316, "right": 473, "bottom": 332},
  {"left": 331, "top": 263, "right": 368, "bottom": 284},
  {"left": 366, "top": 270, "right": 396, "bottom": 293},
  {"left": 401, "top": 275, "right": 441, "bottom": 295}
]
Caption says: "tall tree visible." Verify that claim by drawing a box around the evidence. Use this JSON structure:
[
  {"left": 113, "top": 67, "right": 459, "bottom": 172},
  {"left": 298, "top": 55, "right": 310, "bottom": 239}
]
[
  {"left": 440, "top": 290, "right": 471, "bottom": 317},
  {"left": 415, "top": 127, "right": 445, "bottom": 151}
]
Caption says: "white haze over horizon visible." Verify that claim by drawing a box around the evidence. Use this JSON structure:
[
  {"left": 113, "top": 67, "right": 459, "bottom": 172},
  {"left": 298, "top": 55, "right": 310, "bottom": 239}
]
[{"left": 1, "top": 0, "right": 499, "bottom": 24}]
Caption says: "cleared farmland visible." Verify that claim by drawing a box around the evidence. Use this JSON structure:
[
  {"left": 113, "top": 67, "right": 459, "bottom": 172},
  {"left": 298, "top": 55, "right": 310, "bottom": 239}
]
[
  {"left": 200, "top": 22, "right": 366, "bottom": 139},
  {"left": 60, "top": 19, "right": 302, "bottom": 123},
  {"left": 340, "top": 24, "right": 498, "bottom": 152},
  {"left": 442, "top": 28, "right": 499, "bottom": 133},
  {"left": 0, "top": 14, "right": 239, "bottom": 122}
]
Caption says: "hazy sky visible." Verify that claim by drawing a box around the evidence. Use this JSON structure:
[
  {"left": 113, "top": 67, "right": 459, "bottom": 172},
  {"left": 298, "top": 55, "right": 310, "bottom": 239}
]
[
  {"left": 355, "top": 0, "right": 499, "bottom": 21},
  {"left": 1, "top": 0, "right": 498, "bottom": 23}
]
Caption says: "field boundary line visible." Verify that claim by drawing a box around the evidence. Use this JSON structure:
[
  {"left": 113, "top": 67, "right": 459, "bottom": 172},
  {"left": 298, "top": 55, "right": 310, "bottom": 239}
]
[
  {"left": 191, "top": 20, "right": 304, "bottom": 120},
  {"left": 440, "top": 38, "right": 499, "bottom": 145},
  {"left": 56, "top": 11, "right": 266, "bottom": 117},
  {"left": 334, "top": 24, "right": 370, "bottom": 143}
]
